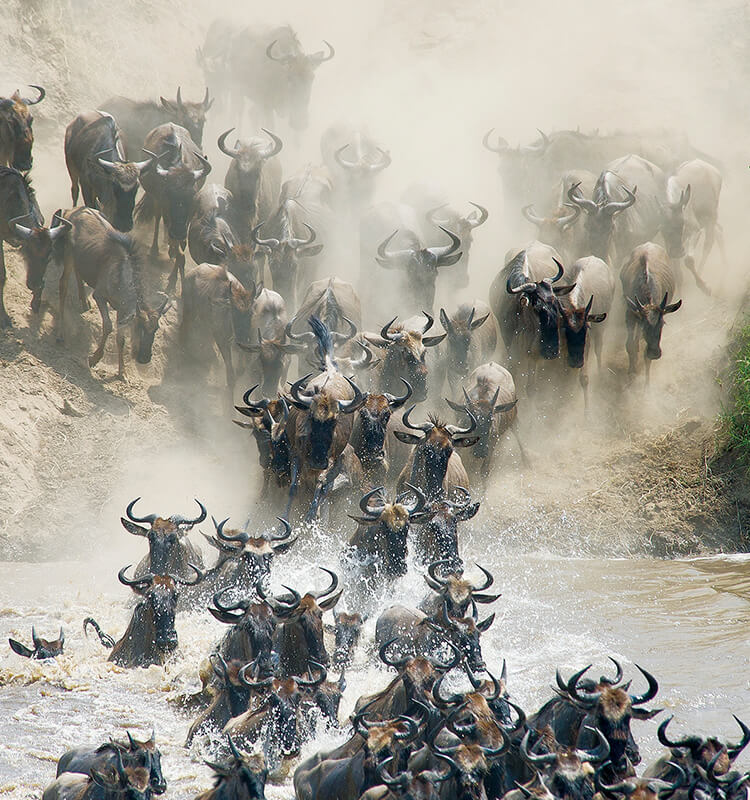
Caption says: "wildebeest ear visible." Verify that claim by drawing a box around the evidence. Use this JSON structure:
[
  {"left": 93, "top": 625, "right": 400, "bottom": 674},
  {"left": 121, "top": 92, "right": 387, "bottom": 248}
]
[
  {"left": 632, "top": 707, "right": 663, "bottom": 720},
  {"left": 588, "top": 312, "right": 607, "bottom": 324},
  {"left": 300, "top": 244, "right": 324, "bottom": 258},
  {"left": 493, "top": 399, "right": 518, "bottom": 414},
  {"left": 453, "top": 436, "right": 481, "bottom": 448},
  {"left": 423, "top": 333, "right": 447, "bottom": 348},
  {"left": 456, "top": 502, "right": 480, "bottom": 521},
  {"left": 121, "top": 518, "right": 149, "bottom": 536},
  {"left": 663, "top": 299, "right": 682, "bottom": 314},
  {"left": 393, "top": 430, "right": 423, "bottom": 445},
  {"left": 553, "top": 283, "right": 576, "bottom": 296},
  {"left": 8, "top": 638, "right": 34, "bottom": 658}
]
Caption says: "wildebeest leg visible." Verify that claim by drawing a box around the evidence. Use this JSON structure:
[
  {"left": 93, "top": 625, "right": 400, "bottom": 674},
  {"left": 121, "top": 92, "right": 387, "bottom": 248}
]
[
  {"left": 625, "top": 317, "right": 639, "bottom": 376},
  {"left": 56, "top": 246, "right": 76, "bottom": 342},
  {"left": 283, "top": 458, "right": 300, "bottom": 524},
  {"left": 307, "top": 457, "right": 343, "bottom": 523},
  {"left": 75, "top": 271, "right": 89, "bottom": 311},
  {"left": 166, "top": 241, "right": 185, "bottom": 295},
  {"left": 0, "top": 241, "right": 11, "bottom": 328},
  {"left": 70, "top": 174, "right": 80, "bottom": 205},
  {"left": 89, "top": 293, "right": 113, "bottom": 368},
  {"left": 714, "top": 222, "right": 728, "bottom": 268},
  {"left": 580, "top": 368, "right": 590, "bottom": 415},
  {"left": 644, "top": 356, "right": 652, "bottom": 387},
  {"left": 80, "top": 182, "right": 97, "bottom": 209},
  {"left": 150, "top": 214, "right": 161, "bottom": 257},
  {"left": 683, "top": 256, "right": 711, "bottom": 296},
  {"left": 511, "top": 421, "right": 530, "bottom": 467},
  {"left": 594, "top": 328, "right": 604, "bottom": 372},
  {"left": 215, "top": 332, "right": 235, "bottom": 400},
  {"left": 115, "top": 312, "right": 126, "bottom": 378}
]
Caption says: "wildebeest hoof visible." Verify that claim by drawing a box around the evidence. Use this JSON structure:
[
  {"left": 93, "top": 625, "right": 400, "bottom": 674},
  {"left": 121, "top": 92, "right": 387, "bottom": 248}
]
[{"left": 88, "top": 353, "right": 103, "bottom": 367}]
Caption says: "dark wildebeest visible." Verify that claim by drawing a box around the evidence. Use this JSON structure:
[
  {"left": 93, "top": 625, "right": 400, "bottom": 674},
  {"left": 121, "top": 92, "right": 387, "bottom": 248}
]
[
  {"left": 85, "top": 564, "right": 203, "bottom": 668},
  {"left": 596, "top": 761, "right": 686, "bottom": 800},
  {"left": 55, "top": 207, "right": 170, "bottom": 377},
  {"left": 0, "top": 85, "right": 44, "bottom": 171},
  {"left": 100, "top": 87, "right": 212, "bottom": 156},
  {"left": 530, "top": 659, "right": 661, "bottom": 776},
  {"left": 331, "top": 610, "right": 364, "bottom": 669},
  {"left": 57, "top": 731, "right": 166, "bottom": 795},
  {"left": 424, "top": 202, "right": 488, "bottom": 290},
  {"left": 43, "top": 748, "right": 151, "bottom": 800},
  {"left": 0, "top": 167, "right": 68, "bottom": 327},
  {"left": 187, "top": 184, "right": 256, "bottom": 289},
  {"left": 227, "top": 24, "right": 334, "bottom": 131},
  {"left": 445, "top": 362, "right": 521, "bottom": 481},
  {"left": 556, "top": 257, "right": 613, "bottom": 410},
  {"left": 411, "top": 493, "right": 480, "bottom": 571},
  {"left": 417, "top": 560, "right": 499, "bottom": 621},
  {"left": 138, "top": 123, "right": 211, "bottom": 292},
  {"left": 489, "top": 243, "right": 575, "bottom": 392},
  {"left": 120, "top": 496, "right": 206, "bottom": 578},
  {"left": 180, "top": 264, "right": 257, "bottom": 397},
  {"left": 219, "top": 126, "right": 283, "bottom": 242},
  {"left": 394, "top": 406, "right": 479, "bottom": 501},
  {"left": 364, "top": 314, "right": 446, "bottom": 403},
  {"left": 283, "top": 319, "right": 366, "bottom": 522},
  {"left": 360, "top": 755, "right": 457, "bottom": 800},
  {"left": 196, "top": 736, "right": 268, "bottom": 800},
  {"left": 64, "top": 111, "right": 155, "bottom": 232},
  {"left": 349, "top": 379, "right": 413, "bottom": 487},
  {"left": 8, "top": 627, "right": 64, "bottom": 659},
  {"left": 375, "top": 225, "right": 463, "bottom": 314},
  {"left": 438, "top": 301, "right": 498, "bottom": 393},
  {"left": 620, "top": 243, "right": 682, "bottom": 382},
  {"left": 209, "top": 588, "right": 275, "bottom": 671}
]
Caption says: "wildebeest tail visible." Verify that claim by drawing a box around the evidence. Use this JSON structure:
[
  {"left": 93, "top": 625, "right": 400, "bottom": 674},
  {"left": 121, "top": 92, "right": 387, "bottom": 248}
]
[
  {"left": 308, "top": 314, "right": 336, "bottom": 371},
  {"left": 83, "top": 617, "right": 115, "bottom": 648}
]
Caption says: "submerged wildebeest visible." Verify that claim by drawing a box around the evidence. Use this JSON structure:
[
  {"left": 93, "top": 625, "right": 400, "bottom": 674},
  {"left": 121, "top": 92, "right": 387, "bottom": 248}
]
[{"left": 8, "top": 627, "right": 65, "bottom": 659}]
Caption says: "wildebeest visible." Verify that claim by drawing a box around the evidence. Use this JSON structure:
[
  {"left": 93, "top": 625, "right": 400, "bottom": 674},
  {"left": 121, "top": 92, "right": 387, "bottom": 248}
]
[
  {"left": 187, "top": 184, "right": 256, "bottom": 288},
  {"left": 438, "top": 302, "right": 498, "bottom": 392},
  {"left": 332, "top": 610, "right": 364, "bottom": 669},
  {"left": 521, "top": 202, "right": 581, "bottom": 262},
  {"left": 418, "top": 560, "right": 499, "bottom": 621},
  {"left": 482, "top": 127, "right": 551, "bottom": 209},
  {"left": 43, "top": 748, "right": 150, "bottom": 800},
  {"left": 85, "top": 564, "right": 203, "bottom": 668},
  {"left": 411, "top": 493, "right": 480, "bottom": 571},
  {"left": 57, "top": 731, "right": 166, "bottom": 795},
  {"left": 530, "top": 659, "right": 661, "bottom": 775},
  {"left": 424, "top": 202, "right": 488, "bottom": 290},
  {"left": 196, "top": 736, "right": 268, "bottom": 800},
  {"left": 445, "top": 362, "right": 520, "bottom": 480},
  {"left": 8, "top": 627, "right": 64, "bottom": 659},
  {"left": 210, "top": 588, "right": 275, "bottom": 670},
  {"left": 0, "top": 85, "right": 44, "bottom": 171},
  {"left": 282, "top": 318, "right": 366, "bottom": 522},
  {"left": 489, "top": 243, "right": 575, "bottom": 390},
  {"left": 55, "top": 207, "right": 169, "bottom": 376},
  {"left": 364, "top": 314, "right": 446, "bottom": 403},
  {"left": 180, "top": 264, "right": 257, "bottom": 397},
  {"left": 620, "top": 243, "right": 681, "bottom": 381},
  {"left": 556, "top": 257, "right": 613, "bottom": 409},
  {"left": 227, "top": 24, "right": 334, "bottom": 131},
  {"left": 138, "top": 123, "right": 211, "bottom": 292},
  {"left": 596, "top": 762, "right": 686, "bottom": 800},
  {"left": 375, "top": 225, "right": 462, "bottom": 314},
  {"left": 64, "top": 111, "right": 155, "bottom": 232},
  {"left": 219, "top": 126, "right": 283, "bottom": 241},
  {"left": 0, "top": 167, "right": 68, "bottom": 327},
  {"left": 394, "top": 406, "right": 479, "bottom": 500},
  {"left": 120, "top": 496, "right": 206, "bottom": 578},
  {"left": 100, "top": 87, "right": 212, "bottom": 156}
]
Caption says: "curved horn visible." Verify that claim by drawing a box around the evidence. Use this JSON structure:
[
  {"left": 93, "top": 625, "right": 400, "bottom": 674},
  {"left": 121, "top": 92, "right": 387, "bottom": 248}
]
[
  {"left": 311, "top": 567, "right": 339, "bottom": 600},
  {"left": 432, "top": 670, "right": 464, "bottom": 708},
  {"left": 383, "top": 378, "right": 413, "bottom": 409},
  {"left": 268, "top": 517, "right": 293, "bottom": 544},
  {"left": 359, "top": 486, "right": 387, "bottom": 517},
  {"left": 265, "top": 40, "right": 288, "bottom": 62},
  {"left": 298, "top": 661, "right": 328, "bottom": 688},
  {"left": 548, "top": 259, "right": 565, "bottom": 284},
  {"left": 172, "top": 563, "right": 204, "bottom": 586},
  {"left": 238, "top": 662, "right": 274, "bottom": 689},
  {"left": 334, "top": 143, "right": 358, "bottom": 169},
  {"left": 567, "top": 181, "right": 598, "bottom": 214},
  {"left": 379, "top": 637, "right": 410, "bottom": 669},
  {"left": 191, "top": 152, "right": 211, "bottom": 182},
  {"left": 602, "top": 656, "right": 624, "bottom": 686},
  {"left": 603, "top": 184, "right": 637, "bottom": 215},
  {"left": 467, "top": 202, "right": 489, "bottom": 228},
  {"left": 380, "top": 316, "right": 400, "bottom": 341},
  {"left": 331, "top": 316, "right": 357, "bottom": 344},
  {"left": 420, "top": 311, "right": 434, "bottom": 334},
  {"left": 260, "top": 127, "right": 283, "bottom": 159},
  {"left": 126, "top": 497, "right": 157, "bottom": 525},
  {"left": 348, "top": 339, "right": 374, "bottom": 369},
  {"left": 23, "top": 85, "right": 45, "bottom": 105},
  {"left": 522, "top": 205, "right": 546, "bottom": 226},
  {"left": 402, "top": 405, "right": 433, "bottom": 432},
  {"left": 728, "top": 716, "right": 750, "bottom": 760},
  {"left": 376, "top": 230, "right": 413, "bottom": 263},
  {"left": 311, "top": 41, "right": 335, "bottom": 63},
  {"left": 217, "top": 128, "right": 240, "bottom": 159},
  {"left": 446, "top": 406, "right": 478, "bottom": 437},
  {"left": 251, "top": 221, "right": 280, "bottom": 249},
  {"left": 118, "top": 565, "right": 153, "bottom": 590},
  {"left": 426, "top": 203, "right": 450, "bottom": 227},
  {"left": 629, "top": 664, "right": 659, "bottom": 705},
  {"left": 257, "top": 581, "right": 301, "bottom": 614},
  {"left": 521, "top": 729, "right": 558, "bottom": 765},
  {"left": 338, "top": 376, "right": 365, "bottom": 413},
  {"left": 172, "top": 499, "right": 207, "bottom": 527},
  {"left": 401, "top": 483, "right": 427, "bottom": 515},
  {"left": 566, "top": 664, "right": 601, "bottom": 706},
  {"left": 576, "top": 726, "right": 611, "bottom": 764},
  {"left": 289, "top": 373, "right": 314, "bottom": 408},
  {"left": 657, "top": 716, "right": 700, "bottom": 751},
  {"left": 214, "top": 516, "right": 248, "bottom": 544},
  {"left": 428, "top": 226, "right": 461, "bottom": 260},
  {"left": 212, "top": 586, "right": 251, "bottom": 614},
  {"left": 482, "top": 129, "right": 508, "bottom": 154},
  {"left": 427, "top": 559, "right": 451, "bottom": 589},
  {"left": 472, "top": 564, "right": 494, "bottom": 592},
  {"left": 289, "top": 223, "right": 316, "bottom": 249}
]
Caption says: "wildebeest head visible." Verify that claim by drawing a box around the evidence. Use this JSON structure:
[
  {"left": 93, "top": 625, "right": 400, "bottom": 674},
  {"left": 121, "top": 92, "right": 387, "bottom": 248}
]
[
  {"left": 505, "top": 254, "right": 575, "bottom": 360},
  {"left": 522, "top": 203, "right": 581, "bottom": 252},
  {"left": 567, "top": 177, "right": 636, "bottom": 260},
  {"left": 558, "top": 660, "right": 661, "bottom": 771},
  {"left": 446, "top": 388, "right": 517, "bottom": 460},
  {"left": 209, "top": 589, "right": 275, "bottom": 673},
  {"left": 596, "top": 760, "right": 686, "bottom": 800},
  {"left": 289, "top": 372, "right": 365, "bottom": 470},
  {"left": 559, "top": 294, "right": 607, "bottom": 369},
  {"left": 90, "top": 748, "right": 151, "bottom": 800},
  {"left": 352, "top": 706, "right": 421, "bottom": 770},
  {"left": 238, "top": 330, "right": 302, "bottom": 396},
  {"left": 122, "top": 730, "right": 166, "bottom": 795},
  {"left": 427, "top": 600, "right": 494, "bottom": 672},
  {"left": 427, "top": 203, "right": 488, "bottom": 250},
  {"left": 424, "top": 559, "right": 498, "bottom": 620},
  {"left": 353, "top": 379, "right": 413, "bottom": 471},
  {"left": 8, "top": 626, "right": 64, "bottom": 659},
  {"left": 376, "top": 754, "right": 457, "bottom": 800},
  {"left": 252, "top": 219, "right": 323, "bottom": 306},
  {"left": 439, "top": 305, "right": 491, "bottom": 380},
  {"left": 660, "top": 180, "right": 691, "bottom": 260},
  {"left": 96, "top": 149, "right": 156, "bottom": 232},
  {"left": 131, "top": 291, "right": 170, "bottom": 364},
  {"left": 413, "top": 492, "right": 479, "bottom": 571},
  {"left": 118, "top": 565, "right": 202, "bottom": 654},
  {"left": 335, "top": 140, "right": 391, "bottom": 183},
  {"left": 657, "top": 715, "right": 750, "bottom": 776},
  {"left": 235, "top": 390, "right": 292, "bottom": 480},
  {"left": 219, "top": 127, "right": 282, "bottom": 203},
  {"left": 332, "top": 610, "right": 363, "bottom": 668},
  {"left": 121, "top": 497, "right": 207, "bottom": 574},
  {"left": 266, "top": 39, "right": 335, "bottom": 131},
  {"left": 0, "top": 85, "right": 44, "bottom": 171},
  {"left": 12, "top": 211, "right": 70, "bottom": 313},
  {"left": 259, "top": 567, "right": 342, "bottom": 671},
  {"left": 368, "top": 315, "right": 445, "bottom": 402},
  {"left": 154, "top": 148, "right": 211, "bottom": 240},
  {"left": 376, "top": 226, "right": 462, "bottom": 312},
  {"left": 625, "top": 292, "right": 682, "bottom": 361},
  {"left": 395, "top": 406, "right": 480, "bottom": 499},
  {"left": 160, "top": 87, "right": 212, "bottom": 147},
  {"left": 203, "top": 735, "right": 268, "bottom": 800},
  {"left": 520, "top": 725, "right": 611, "bottom": 800}
]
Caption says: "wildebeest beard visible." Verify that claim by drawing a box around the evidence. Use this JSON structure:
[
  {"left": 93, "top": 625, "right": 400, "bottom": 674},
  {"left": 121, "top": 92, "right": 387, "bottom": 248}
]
[{"left": 307, "top": 417, "right": 337, "bottom": 470}]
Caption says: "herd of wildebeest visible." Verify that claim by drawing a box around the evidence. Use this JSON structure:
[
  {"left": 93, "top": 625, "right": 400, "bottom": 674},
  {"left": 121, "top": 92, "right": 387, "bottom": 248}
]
[{"left": 1, "top": 19, "right": 741, "bottom": 800}]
